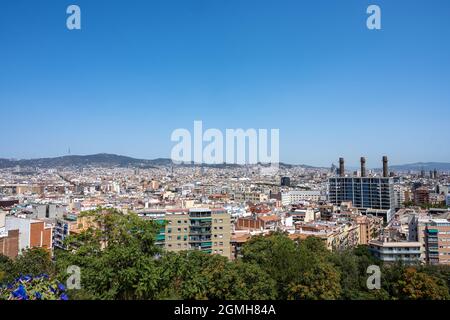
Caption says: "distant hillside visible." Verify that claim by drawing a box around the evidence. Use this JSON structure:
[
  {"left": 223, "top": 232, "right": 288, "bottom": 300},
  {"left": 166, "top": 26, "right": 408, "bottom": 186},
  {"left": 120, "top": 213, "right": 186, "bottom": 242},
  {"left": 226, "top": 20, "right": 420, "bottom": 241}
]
[
  {"left": 389, "top": 162, "right": 450, "bottom": 172},
  {"left": 4, "top": 154, "right": 445, "bottom": 171},
  {"left": 0, "top": 154, "right": 160, "bottom": 169},
  {"left": 0, "top": 154, "right": 320, "bottom": 169}
]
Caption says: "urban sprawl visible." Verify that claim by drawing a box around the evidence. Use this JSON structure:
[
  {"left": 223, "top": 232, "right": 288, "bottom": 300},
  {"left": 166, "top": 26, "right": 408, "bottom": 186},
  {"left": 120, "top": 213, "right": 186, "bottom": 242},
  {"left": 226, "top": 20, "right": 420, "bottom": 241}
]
[{"left": 1, "top": 156, "right": 450, "bottom": 265}]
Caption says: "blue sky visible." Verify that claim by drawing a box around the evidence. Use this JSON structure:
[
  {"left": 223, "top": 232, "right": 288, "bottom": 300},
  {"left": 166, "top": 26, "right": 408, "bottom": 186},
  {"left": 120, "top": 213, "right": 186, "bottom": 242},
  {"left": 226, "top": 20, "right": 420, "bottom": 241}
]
[{"left": 1, "top": 0, "right": 449, "bottom": 167}]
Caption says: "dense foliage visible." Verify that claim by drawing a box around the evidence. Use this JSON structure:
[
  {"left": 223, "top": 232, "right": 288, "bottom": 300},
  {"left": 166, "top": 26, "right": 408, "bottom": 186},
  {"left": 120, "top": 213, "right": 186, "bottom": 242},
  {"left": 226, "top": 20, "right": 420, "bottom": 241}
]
[{"left": 1, "top": 209, "right": 449, "bottom": 300}]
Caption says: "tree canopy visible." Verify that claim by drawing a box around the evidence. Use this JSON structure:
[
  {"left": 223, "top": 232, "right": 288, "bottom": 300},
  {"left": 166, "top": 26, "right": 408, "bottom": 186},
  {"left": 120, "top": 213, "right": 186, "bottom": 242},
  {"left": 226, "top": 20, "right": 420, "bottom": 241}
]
[{"left": 1, "top": 208, "right": 450, "bottom": 300}]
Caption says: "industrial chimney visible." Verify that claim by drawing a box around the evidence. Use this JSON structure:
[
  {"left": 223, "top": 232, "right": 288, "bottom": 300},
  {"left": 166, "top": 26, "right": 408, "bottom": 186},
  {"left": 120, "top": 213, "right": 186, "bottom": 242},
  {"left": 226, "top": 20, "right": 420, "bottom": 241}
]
[
  {"left": 382, "top": 156, "right": 388, "bottom": 177},
  {"left": 339, "top": 157, "right": 345, "bottom": 177},
  {"left": 360, "top": 157, "right": 366, "bottom": 177}
]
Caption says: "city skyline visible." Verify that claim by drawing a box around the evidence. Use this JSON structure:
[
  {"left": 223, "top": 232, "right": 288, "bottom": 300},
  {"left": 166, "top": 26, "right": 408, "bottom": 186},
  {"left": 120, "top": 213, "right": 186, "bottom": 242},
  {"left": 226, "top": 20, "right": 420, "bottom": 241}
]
[
  {"left": 1, "top": 152, "right": 450, "bottom": 170},
  {"left": 1, "top": 0, "right": 450, "bottom": 166}
]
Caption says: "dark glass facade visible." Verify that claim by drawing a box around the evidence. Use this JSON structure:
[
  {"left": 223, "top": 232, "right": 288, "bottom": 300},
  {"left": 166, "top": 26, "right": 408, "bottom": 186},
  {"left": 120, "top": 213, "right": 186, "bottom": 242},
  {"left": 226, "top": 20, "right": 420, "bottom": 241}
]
[{"left": 328, "top": 177, "right": 395, "bottom": 211}]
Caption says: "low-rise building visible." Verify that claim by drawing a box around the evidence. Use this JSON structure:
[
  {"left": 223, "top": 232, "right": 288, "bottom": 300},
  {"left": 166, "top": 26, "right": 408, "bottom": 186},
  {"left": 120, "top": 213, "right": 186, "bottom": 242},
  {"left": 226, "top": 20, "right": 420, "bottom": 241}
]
[
  {"left": 236, "top": 215, "right": 280, "bottom": 231},
  {"left": 294, "top": 220, "right": 360, "bottom": 251},
  {"left": 281, "top": 190, "right": 321, "bottom": 206},
  {"left": 0, "top": 210, "right": 19, "bottom": 258},
  {"left": 5, "top": 216, "right": 53, "bottom": 254},
  {"left": 414, "top": 187, "right": 430, "bottom": 206},
  {"left": 368, "top": 240, "right": 421, "bottom": 264},
  {"left": 355, "top": 215, "right": 383, "bottom": 245},
  {"left": 424, "top": 219, "right": 450, "bottom": 265},
  {"left": 234, "top": 192, "right": 268, "bottom": 204},
  {"left": 53, "top": 213, "right": 98, "bottom": 249},
  {"left": 230, "top": 230, "right": 252, "bottom": 260}
]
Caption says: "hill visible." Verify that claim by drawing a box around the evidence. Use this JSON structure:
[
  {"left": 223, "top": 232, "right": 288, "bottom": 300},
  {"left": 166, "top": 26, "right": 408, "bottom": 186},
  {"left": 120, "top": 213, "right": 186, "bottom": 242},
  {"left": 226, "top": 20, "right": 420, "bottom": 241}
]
[{"left": 0, "top": 154, "right": 323, "bottom": 169}]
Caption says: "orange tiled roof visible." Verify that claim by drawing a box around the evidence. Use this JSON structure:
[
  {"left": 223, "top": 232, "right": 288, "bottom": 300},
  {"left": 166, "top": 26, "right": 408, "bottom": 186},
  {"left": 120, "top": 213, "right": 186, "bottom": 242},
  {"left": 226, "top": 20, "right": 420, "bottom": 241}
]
[{"left": 257, "top": 215, "right": 280, "bottom": 222}]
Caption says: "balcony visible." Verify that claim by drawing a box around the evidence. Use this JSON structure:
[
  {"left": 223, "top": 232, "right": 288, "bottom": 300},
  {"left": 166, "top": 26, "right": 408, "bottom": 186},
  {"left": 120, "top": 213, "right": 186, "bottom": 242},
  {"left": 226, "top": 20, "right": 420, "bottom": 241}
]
[
  {"left": 201, "top": 242, "right": 212, "bottom": 248},
  {"left": 189, "top": 237, "right": 212, "bottom": 242},
  {"left": 190, "top": 222, "right": 211, "bottom": 227},
  {"left": 190, "top": 231, "right": 212, "bottom": 236},
  {"left": 380, "top": 249, "right": 421, "bottom": 255}
]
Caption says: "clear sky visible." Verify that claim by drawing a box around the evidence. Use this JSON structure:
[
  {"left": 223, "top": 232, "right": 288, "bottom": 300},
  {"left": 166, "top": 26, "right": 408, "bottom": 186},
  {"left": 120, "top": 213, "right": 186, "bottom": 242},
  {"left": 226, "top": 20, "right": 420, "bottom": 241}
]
[{"left": 1, "top": 0, "right": 449, "bottom": 167}]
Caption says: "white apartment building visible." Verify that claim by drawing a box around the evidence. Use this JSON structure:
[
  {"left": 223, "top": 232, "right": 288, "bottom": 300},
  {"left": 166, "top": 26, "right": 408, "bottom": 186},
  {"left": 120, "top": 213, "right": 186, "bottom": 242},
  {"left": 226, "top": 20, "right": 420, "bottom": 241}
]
[
  {"left": 369, "top": 240, "right": 422, "bottom": 264},
  {"left": 281, "top": 190, "right": 321, "bottom": 206},
  {"left": 0, "top": 210, "right": 6, "bottom": 237},
  {"left": 234, "top": 192, "right": 268, "bottom": 203}
]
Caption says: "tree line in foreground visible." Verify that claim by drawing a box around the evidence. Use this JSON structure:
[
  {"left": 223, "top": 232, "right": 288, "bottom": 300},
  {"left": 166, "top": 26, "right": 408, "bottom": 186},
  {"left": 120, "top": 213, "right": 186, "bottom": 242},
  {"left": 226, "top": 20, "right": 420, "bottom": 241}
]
[{"left": 1, "top": 209, "right": 450, "bottom": 300}]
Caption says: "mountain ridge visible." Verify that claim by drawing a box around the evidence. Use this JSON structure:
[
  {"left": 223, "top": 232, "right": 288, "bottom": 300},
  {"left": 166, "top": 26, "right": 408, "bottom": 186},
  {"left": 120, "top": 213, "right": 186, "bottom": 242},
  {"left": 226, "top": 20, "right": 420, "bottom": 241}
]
[
  {"left": 386, "top": 162, "right": 450, "bottom": 171},
  {"left": 1, "top": 154, "right": 449, "bottom": 171},
  {"left": 0, "top": 153, "right": 317, "bottom": 169}
]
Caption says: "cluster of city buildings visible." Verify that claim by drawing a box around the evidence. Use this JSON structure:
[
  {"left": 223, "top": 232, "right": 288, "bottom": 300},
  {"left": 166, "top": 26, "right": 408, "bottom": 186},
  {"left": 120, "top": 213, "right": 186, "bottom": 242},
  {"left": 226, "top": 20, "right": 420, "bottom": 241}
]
[{"left": 1, "top": 156, "right": 449, "bottom": 265}]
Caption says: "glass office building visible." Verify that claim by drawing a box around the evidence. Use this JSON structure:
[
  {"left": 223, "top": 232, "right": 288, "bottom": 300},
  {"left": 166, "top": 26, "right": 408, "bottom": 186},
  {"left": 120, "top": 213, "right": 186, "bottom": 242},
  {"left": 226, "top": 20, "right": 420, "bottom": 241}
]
[{"left": 328, "top": 176, "right": 395, "bottom": 215}]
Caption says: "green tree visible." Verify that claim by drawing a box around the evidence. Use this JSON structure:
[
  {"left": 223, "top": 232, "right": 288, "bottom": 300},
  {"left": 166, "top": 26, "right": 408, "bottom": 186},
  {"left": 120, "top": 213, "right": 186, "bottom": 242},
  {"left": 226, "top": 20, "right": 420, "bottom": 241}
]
[
  {"left": 241, "top": 233, "right": 342, "bottom": 299},
  {"left": 390, "top": 267, "right": 449, "bottom": 300},
  {"left": 0, "top": 254, "right": 14, "bottom": 284},
  {"left": 156, "top": 250, "right": 219, "bottom": 299},
  {"left": 287, "top": 261, "right": 341, "bottom": 300},
  {"left": 330, "top": 246, "right": 387, "bottom": 299},
  {"left": 289, "top": 237, "right": 341, "bottom": 300},
  {"left": 221, "top": 261, "right": 277, "bottom": 299},
  {"left": 55, "top": 209, "right": 162, "bottom": 300},
  {"left": 240, "top": 232, "right": 298, "bottom": 298},
  {"left": 157, "top": 250, "right": 277, "bottom": 300},
  {"left": 0, "top": 248, "right": 55, "bottom": 285},
  {"left": 13, "top": 248, "right": 54, "bottom": 277}
]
